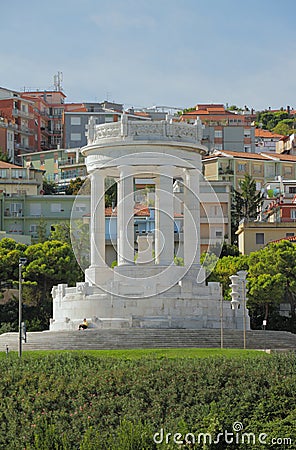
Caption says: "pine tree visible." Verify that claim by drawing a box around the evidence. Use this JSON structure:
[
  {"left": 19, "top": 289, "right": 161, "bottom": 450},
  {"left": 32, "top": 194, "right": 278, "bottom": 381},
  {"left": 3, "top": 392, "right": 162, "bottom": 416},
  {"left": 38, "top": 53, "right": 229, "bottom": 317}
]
[{"left": 231, "top": 174, "right": 264, "bottom": 241}]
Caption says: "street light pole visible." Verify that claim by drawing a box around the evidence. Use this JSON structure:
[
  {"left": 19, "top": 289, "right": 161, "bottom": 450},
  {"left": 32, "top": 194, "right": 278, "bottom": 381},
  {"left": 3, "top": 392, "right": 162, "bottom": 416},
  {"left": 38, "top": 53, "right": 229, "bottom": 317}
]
[
  {"left": 18, "top": 258, "right": 27, "bottom": 358},
  {"left": 237, "top": 270, "right": 248, "bottom": 350},
  {"left": 18, "top": 262, "right": 22, "bottom": 358}
]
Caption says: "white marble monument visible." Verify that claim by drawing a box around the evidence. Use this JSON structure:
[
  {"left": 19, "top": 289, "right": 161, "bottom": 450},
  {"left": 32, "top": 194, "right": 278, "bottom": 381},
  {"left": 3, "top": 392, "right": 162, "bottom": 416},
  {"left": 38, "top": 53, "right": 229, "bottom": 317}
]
[{"left": 50, "top": 114, "right": 249, "bottom": 331}]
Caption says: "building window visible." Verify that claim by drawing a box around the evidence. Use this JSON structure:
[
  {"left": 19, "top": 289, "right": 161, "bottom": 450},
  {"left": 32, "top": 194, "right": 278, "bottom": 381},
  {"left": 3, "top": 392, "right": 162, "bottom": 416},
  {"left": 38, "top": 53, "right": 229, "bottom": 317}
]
[
  {"left": 284, "top": 166, "right": 292, "bottom": 176},
  {"left": 238, "top": 163, "right": 247, "bottom": 172},
  {"left": 286, "top": 232, "right": 294, "bottom": 237},
  {"left": 256, "top": 182, "right": 262, "bottom": 190},
  {"left": 214, "top": 144, "right": 223, "bottom": 150},
  {"left": 10, "top": 203, "right": 23, "bottom": 217},
  {"left": 0, "top": 169, "right": 7, "bottom": 178},
  {"left": 244, "top": 129, "right": 251, "bottom": 138},
  {"left": 244, "top": 146, "right": 252, "bottom": 153},
  {"left": 29, "top": 224, "right": 38, "bottom": 234},
  {"left": 214, "top": 130, "right": 223, "bottom": 138},
  {"left": 289, "top": 187, "right": 296, "bottom": 194},
  {"left": 70, "top": 133, "right": 81, "bottom": 141},
  {"left": 71, "top": 117, "right": 81, "bottom": 126},
  {"left": 265, "top": 165, "right": 276, "bottom": 179},
  {"left": 75, "top": 203, "right": 87, "bottom": 212},
  {"left": 253, "top": 164, "right": 262, "bottom": 174},
  {"left": 11, "top": 169, "right": 26, "bottom": 179},
  {"left": 30, "top": 203, "right": 41, "bottom": 216},
  {"left": 291, "top": 209, "right": 296, "bottom": 220},
  {"left": 51, "top": 203, "right": 62, "bottom": 213},
  {"left": 215, "top": 229, "right": 223, "bottom": 238},
  {"left": 256, "top": 233, "right": 264, "bottom": 244}
]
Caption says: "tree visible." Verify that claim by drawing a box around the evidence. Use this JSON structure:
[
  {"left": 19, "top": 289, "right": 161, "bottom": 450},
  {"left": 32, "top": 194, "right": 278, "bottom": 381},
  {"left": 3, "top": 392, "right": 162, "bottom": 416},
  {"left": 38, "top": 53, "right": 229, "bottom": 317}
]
[
  {"left": 0, "top": 238, "right": 27, "bottom": 283},
  {"left": 65, "top": 177, "right": 86, "bottom": 195},
  {"left": 208, "top": 254, "right": 249, "bottom": 298},
  {"left": 49, "top": 222, "right": 71, "bottom": 244},
  {"left": 105, "top": 177, "right": 117, "bottom": 207},
  {"left": 256, "top": 110, "right": 290, "bottom": 131},
  {"left": 42, "top": 178, "right": 57, "bottom": 195},
  {"left": 231, "top": 174, "right": 264, "bottom": 241},
  {"left": 272, "top": 119, "right": 295, "bottom": 136},
  {"left": 0, "top": 152, "right": 12, "bottom": 163},
  {"left": 248, "top": 240, "right": 296, "bottom": 332}
]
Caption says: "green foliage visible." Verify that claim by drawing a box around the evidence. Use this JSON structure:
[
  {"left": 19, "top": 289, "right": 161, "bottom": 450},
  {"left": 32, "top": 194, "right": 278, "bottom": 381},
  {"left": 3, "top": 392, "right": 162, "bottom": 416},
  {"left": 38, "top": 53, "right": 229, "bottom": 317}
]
[
  {"left": 0, "top": 352, "right": 295, "bottom": 449},
  {"left": 0, "top": 152, "right": 12, "bottom": 163},
  {"left": 36, "top": 217, "right": 47, "bottom": 243},
  {"left": 272, "top": 119, "right": 295, "bottom": 136},
  {"left": 256, "top": 110, "right": 290, "bottom": 131},
  {"left": 105, "top": 177, "right": 117, "bottom": 207},
  {"left": 65, "top": 177, "right": 86, "bottom": 195},
  {"left": 231, "top": 174, "right": 264, "bottom": 241},
  {"left": 0, "top": 238, "right": 83, "bottom": 332},
  {"left": 42, "top": 178, "right": 57, "bottom": 195},
  {"left": 49, "top": 222, "right": 71, "bottom": 244},
  {"left": 248, "top": 240, "right": 296, "bottom": 331}
]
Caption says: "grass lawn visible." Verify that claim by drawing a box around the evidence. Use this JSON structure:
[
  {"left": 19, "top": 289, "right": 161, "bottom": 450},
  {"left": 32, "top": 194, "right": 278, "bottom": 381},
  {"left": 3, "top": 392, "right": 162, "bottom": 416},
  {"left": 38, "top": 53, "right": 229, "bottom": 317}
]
[{"left": 0, "top": 347, "right": 267, "bottom": 360}]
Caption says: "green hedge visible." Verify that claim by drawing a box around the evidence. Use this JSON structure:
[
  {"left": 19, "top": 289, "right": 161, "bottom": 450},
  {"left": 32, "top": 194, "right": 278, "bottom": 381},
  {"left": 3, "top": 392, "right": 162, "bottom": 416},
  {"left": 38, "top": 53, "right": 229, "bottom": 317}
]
[{"left": 0, "top": 352, "right": 295, "bottom": 449}]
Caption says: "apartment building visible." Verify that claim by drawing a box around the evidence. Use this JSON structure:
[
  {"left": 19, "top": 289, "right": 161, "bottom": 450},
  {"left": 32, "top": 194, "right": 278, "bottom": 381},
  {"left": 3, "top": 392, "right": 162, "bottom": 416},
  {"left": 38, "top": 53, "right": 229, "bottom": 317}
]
[
  {"left": 203, "top": 150, "right": 296, "bottom": 191},
  {"left": 180, "top": 104, "right": 255, "bottom": 153},
  {"left": 255, "top": 128, "right": 284, "bottom": 153},
  {"left": 276, "top": 133, "right": 296, "bottom": 155},
  {"left": 0, "top": 160, "right": 43, "bottom": 196},
  {"left": 0, "top": 87, "right": 38, "bottom": 162},
  {"left": 64, "top": 101, "right": 123, "bottom": 149},
  {"left": 0, "top": 193, "right": 90, "bottom": 243},
  {"left": 21, "top": 89, "right": 66, "bottom": 150}
]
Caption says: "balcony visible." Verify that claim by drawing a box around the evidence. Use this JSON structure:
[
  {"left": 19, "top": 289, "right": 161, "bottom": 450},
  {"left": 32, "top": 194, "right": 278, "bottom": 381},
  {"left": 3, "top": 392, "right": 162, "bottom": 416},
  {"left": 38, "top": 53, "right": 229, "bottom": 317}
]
[
  {"left": 59, "top": 157, "right": 85, "bottom": 166},
  {"left": 12, "top": 109, "right": 33, "bottom": 119}
]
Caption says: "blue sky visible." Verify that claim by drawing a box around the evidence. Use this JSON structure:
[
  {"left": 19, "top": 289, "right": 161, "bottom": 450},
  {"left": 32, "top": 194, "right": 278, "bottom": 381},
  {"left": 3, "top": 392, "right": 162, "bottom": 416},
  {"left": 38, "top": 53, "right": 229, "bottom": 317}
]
[{"left": 1, "top": 0, "right": 295, "bottom": 110}]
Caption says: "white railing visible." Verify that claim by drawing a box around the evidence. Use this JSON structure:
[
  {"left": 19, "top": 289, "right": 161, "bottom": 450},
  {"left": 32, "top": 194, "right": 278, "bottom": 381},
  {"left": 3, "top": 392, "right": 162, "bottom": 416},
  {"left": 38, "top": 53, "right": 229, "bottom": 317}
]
[{"left": 87, "top": 116, "right": 203, "bottom": 145}]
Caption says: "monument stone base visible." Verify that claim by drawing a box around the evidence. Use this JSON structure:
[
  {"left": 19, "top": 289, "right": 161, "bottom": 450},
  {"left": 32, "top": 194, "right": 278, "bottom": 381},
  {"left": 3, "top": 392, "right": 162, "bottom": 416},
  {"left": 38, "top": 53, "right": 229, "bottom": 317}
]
[{"left": 50, "top": 266, "right": 250, "bottom": 331}]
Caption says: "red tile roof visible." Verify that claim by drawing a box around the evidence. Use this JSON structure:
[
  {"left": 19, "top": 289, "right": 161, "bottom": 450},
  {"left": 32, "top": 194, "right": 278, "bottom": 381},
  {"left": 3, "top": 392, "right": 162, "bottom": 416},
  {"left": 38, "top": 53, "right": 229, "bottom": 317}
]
[
  {"left": 0, "top": 161, "right": 23, "bottom": 169},
  {"left": 105, "top": 203, "right": 150, "bottom": 217},
  {"left": 203, "top": 150, "right": 296, "bottom": 162},
  {"left": 255, "top": 129, "right": 284, "bottom": 139}
]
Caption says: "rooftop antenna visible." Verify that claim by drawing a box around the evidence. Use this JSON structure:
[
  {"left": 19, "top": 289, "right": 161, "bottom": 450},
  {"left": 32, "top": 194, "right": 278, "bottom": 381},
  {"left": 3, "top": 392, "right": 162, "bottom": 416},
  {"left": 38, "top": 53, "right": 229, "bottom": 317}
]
[{"left": 54, "top": 71, "right": 63, "bottom": 91}]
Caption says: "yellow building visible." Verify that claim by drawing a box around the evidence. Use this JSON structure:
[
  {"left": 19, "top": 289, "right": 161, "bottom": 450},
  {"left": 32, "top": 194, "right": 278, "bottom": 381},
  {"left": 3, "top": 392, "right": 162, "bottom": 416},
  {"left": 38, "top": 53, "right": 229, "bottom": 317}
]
[
  {"left": 236, "top": 220, "right": 296, "bottom": 255},
  {"left": 0, "top": 161, "right": 43, "bottom": 196},
  {"left": 203, "top": 150, "right": 296, "bottom": 192}
]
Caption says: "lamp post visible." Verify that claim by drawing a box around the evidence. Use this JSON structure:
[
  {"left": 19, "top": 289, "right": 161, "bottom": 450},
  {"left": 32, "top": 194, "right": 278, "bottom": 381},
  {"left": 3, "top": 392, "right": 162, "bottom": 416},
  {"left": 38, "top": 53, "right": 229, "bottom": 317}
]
[
  {"left": 237, "top": 270, "right": 248, "bottom": 350},
  {"left": 18, "top": 257, "right": 27, "bottom": 358},
  {"left": 230, "top": 274, "right": 240, "bottom": 330}
]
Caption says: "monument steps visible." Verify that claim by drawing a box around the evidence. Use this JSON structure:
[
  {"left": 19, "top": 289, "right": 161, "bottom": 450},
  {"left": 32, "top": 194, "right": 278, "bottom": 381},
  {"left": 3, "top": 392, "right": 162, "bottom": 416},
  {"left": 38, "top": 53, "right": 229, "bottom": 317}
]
[{"left": 0, "top": 329, "right": 295, "bottom": 352}]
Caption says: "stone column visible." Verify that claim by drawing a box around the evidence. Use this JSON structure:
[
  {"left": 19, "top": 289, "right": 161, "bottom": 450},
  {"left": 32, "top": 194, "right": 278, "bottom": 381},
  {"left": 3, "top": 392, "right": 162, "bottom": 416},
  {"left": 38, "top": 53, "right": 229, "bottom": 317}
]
[
  {"left": 155, "top": 166, "right": 175, "bottom": 265},
  {"left": 117, "top": 166, "right": 134, "bottom": 265},
  {"left": 90, "top": 168, "right": 105, "bottom": 267},
  {"left": 184, "top": 169, "right": 200, "bottom": 266}
]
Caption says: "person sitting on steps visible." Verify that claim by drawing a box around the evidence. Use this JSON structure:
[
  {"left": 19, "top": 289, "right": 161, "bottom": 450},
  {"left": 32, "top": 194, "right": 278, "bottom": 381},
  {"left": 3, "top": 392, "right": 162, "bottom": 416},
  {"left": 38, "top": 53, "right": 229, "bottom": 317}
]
[{"left": 78, "top": 318, "right": 88, "bottom": 330}]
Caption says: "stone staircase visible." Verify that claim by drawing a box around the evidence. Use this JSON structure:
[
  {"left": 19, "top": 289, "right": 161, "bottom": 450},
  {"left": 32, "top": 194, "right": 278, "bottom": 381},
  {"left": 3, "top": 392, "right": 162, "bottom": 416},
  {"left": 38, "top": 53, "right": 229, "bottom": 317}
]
[{"left": 0, "top": 329, "right": 296, "bottom": 352}]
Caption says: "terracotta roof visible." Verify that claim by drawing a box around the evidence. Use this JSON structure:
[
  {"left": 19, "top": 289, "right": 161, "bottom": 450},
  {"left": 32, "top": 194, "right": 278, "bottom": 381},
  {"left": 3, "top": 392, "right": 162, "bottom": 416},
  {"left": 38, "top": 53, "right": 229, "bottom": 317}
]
[
  {"left": 105, "top": 204, "right": 150, "bottom": 217},
  {"left": 133, "top": 111, "right": 150, "bottom": 117},
  {"left": 204, "top": 150, "right": 269, "bottom": 160},
  {"left": 0, "top": 161, "right": 23, "bottom": 169},
  {"left": 203, "top": 150, "right": 296, "bottom": 162},
  {"left": 261, "top": 152, "right": 296, "bottom": 162},
  {"left": 255, "top": 129, "right": 284, "bottom": 139},
  {"left": 270, "top": 235, "right": 296, "bottom": 243}
]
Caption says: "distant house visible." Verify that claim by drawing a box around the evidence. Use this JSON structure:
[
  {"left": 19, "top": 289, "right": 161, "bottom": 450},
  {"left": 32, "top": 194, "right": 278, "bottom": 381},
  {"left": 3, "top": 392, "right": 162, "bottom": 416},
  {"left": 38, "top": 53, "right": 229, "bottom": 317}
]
[{"left": 255, "top": 128, "right": 284, "bottom": 153}]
